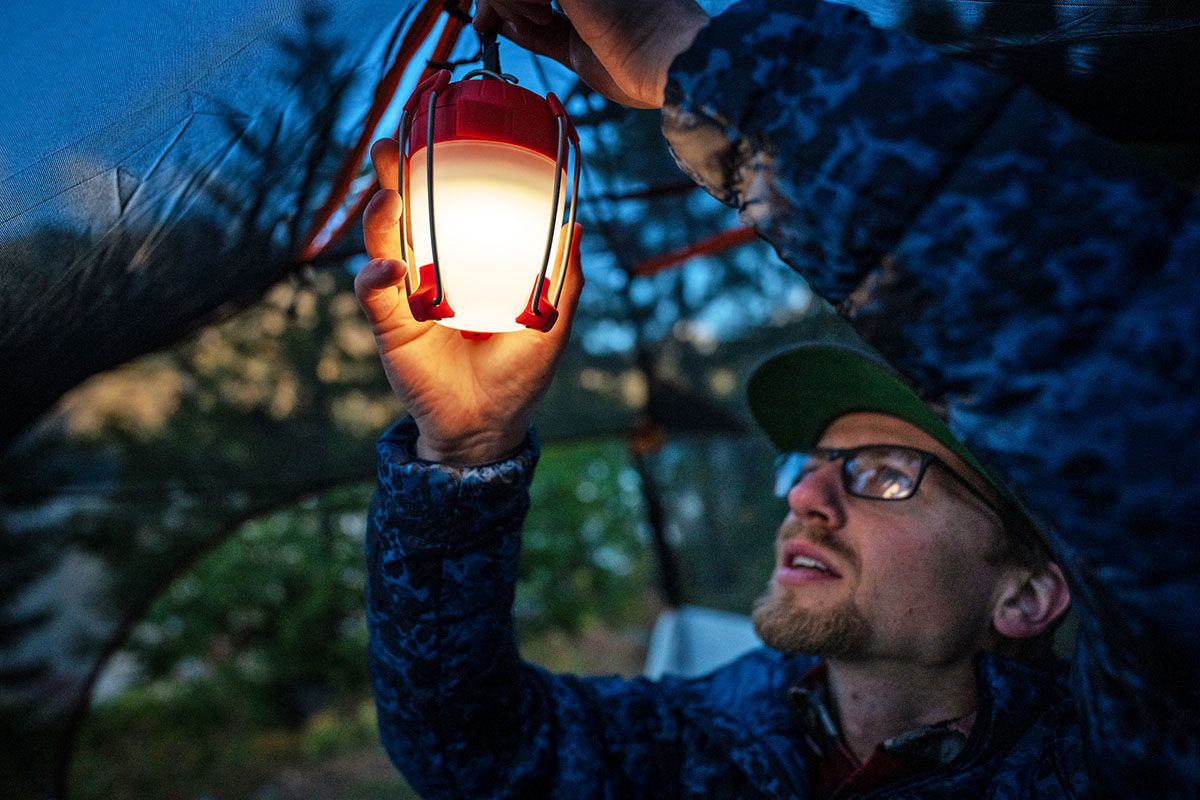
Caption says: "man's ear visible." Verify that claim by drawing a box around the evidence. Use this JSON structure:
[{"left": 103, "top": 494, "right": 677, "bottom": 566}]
[{"left": 993, "top": 562, "right": 1071, "bottom": 639}]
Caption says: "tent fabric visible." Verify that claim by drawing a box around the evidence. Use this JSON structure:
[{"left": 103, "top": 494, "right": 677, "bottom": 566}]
[
  {"left": 834, "top": 0, "right": 1200, "bottom": 144},
  {"left": 0, "top": 0, "right": 428, "bottom": 447},
  {"left": 643, "top": 605, "right": 762, "bottom": 680},
  {"left": 1, "top": 0, "right": 387, "bottom": 237},
  {"left": 2, "top": 1, "right": 1196, "bottom": 246}
]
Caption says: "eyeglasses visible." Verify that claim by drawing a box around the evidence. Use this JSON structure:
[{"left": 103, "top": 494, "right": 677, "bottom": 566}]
[{"left": 773, "top": 444, "right": 1001, "bottom": 517}]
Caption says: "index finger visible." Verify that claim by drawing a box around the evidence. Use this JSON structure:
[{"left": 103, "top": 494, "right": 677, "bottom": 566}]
[
  {"left": 370, "top": 138, "right": 400, "bottom": 192},
  {"left": 354, "top": 257, "right": 407, "bottom": 329},
  {"left": 363, "top": 188, "right": 403, "bottom": 260}
]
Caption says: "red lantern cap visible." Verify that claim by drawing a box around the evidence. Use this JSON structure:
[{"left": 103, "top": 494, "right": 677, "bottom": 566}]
[{"left": 407, "top": 71, "right": 571, "bottom": 160}]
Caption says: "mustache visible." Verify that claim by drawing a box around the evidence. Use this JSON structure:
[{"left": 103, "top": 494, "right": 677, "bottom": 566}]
[{"left": 777, "top": 519, "right": 857, "bottom": 567}]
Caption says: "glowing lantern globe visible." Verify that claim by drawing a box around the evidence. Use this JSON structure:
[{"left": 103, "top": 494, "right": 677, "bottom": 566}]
[{"left": 398, "top": 68, "right": 580, "bottom": 336}]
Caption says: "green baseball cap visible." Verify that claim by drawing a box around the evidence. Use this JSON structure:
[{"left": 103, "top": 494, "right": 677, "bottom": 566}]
[{"left": 746, "top": 343, "right": 1002, "bottom": 500}]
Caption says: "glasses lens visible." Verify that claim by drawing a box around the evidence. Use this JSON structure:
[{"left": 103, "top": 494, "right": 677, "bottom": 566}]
[
  {"left": 774, "top": 451, "right": 827, "bottom": 497},
  {"left": 844, "top": 447, "right": 924, "bottom": 500}
]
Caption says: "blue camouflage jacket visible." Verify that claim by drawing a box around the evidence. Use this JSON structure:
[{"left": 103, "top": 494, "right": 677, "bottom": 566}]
[
  {"left": 369, "top": 1, "right": 1200, "bottom": 797},
  {"left": 369, "top": 418, "right": 1086, "bottom": 799}
]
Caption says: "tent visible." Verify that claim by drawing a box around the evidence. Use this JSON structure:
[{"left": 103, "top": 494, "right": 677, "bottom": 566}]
[{"left": 2, "top": 2, "right": 1196, "bottom": 797}]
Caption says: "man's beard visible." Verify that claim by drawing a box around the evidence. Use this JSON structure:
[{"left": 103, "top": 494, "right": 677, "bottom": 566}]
[{"left": 751, "top": 583, "right": 872, "bottom": 659}]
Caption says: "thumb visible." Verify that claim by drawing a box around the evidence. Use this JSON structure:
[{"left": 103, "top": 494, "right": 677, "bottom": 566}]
[
  {"left": 566, "top": 31, "right": 653, "bottom": 108},
  {"left": 502, "top": 14, "right": 646, "bottom": 108}
]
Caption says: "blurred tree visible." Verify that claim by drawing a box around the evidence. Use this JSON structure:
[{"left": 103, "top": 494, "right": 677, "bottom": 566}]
[
  {"left": 0, "top": 5, "right": 370, "bottom": 450},
  {"left": 0, "top": 7, "right": 403, "bottom": 797},
  {"left": 124, "top": 486, "right": 376, "bottom": 725}
]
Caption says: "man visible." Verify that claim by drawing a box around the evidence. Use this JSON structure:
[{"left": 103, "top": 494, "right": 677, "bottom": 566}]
[{"left": 358, "top": 0, "right": 1200, "bottom": 796}]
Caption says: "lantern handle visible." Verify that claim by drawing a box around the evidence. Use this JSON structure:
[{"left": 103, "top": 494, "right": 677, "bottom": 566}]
[
  {"left": 555, "top": 144, "right": 582, "bottom": 309},
  {"left": 517, "top": 91, "right": 581, "bottom": 332},
  {"left": 396, "top": 105, "right": 411, "bottom": 291},
  {"left": 535, "top": 117, "right": 567, "bottom": 317},
  {"left": 461, "top": 68, "right": 519, "bottom": 84},
  {"left": 397, "top": 69, "right": 455, "bottom": 320},
  {"left": 423, "top": 82, "right": 446, "bottom": 307},
  {"left": 537, "top": 94, "right": 581, "bottom": 313},
  {"left": 549, "top": 92, "right": 582, "bottom": 309},
  {"left": 397, "top": 69, "right": 452, "bottom": 295}
]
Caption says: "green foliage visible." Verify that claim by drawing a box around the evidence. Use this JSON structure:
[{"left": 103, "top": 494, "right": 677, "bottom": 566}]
[
  {"left": 70, "top": 487, "right": 421, "bottom": 800},
  {"left": 520, "top": 439, "right": 653, "bottom": 636},
  {"left": 72, "top": 686, "right": 414, "bottom": 800},
  {"left": 125, "top": 485, "right": 375, "bottom": 726}
]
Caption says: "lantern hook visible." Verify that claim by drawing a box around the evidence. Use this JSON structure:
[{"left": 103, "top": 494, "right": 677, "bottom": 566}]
[{"left": 480, "top": 26, "right": 502, "bottom": 75}]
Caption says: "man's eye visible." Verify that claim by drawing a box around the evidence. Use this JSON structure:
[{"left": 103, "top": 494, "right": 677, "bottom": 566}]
[{"left": 850, "top": 462, "right": 914, "bottom": 498}]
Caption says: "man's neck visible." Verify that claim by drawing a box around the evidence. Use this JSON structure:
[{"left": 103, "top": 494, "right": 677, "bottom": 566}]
[{"left": 823, "top": 656, "right": 979, "bottom": 763}]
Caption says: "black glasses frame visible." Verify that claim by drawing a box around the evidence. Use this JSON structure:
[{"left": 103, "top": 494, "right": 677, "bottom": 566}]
[{"left": 774, "top": 444, "right": 1002, "bottom": 518}]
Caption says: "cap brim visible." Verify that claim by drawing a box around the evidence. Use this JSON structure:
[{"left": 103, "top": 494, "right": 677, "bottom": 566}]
[{"left": 746, "top": 343, "right": 995, "bottom": 493}]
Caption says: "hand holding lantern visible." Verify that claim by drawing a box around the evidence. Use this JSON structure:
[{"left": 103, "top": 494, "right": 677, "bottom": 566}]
[
  {"left": 473, "top": 0, "right": 710, "bottom": 108},
  {"left": 357, "top": 138, "right": 584, "bottom": 465}
]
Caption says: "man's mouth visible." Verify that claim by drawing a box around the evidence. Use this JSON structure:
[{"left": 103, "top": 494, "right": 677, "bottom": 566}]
[
  {"left": 787, "top": 554, "right": 833, "bottom": 573},
  {"left": 777, "top": 539, "right": 842, "bottom": 581}
]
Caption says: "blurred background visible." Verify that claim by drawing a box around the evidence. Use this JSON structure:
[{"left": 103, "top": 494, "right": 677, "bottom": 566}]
[
  {"left": 6, "top": 0, "right": 1194, "bottom": 797},
  {"left": 0, "top": 1, "right": 852, "bottom": 797}
]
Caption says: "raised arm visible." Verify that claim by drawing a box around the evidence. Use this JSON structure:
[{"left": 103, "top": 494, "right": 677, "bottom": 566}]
[
  {"left": 663, "top": 3, "right": 1200, "bottom": 796},
  {"left": 358, "top": 138, "right": 691, "bottom": 797},
  {"left": 484, "top": 0, "right": 1200, "bottom": 794}
]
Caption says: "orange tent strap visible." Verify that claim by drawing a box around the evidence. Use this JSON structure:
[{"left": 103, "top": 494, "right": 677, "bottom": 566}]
[
  {"left": 296, "top": 0, "right": 458, "bottom": 262},
  {"left": 302, "top": 12, "right": 467, "bottom": 260},
  {"left": 632, "top": 226, "right": 759, "bottom": 277}
]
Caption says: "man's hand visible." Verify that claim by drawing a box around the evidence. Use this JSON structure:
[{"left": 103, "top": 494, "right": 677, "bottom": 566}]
[
  {"left": 355, "top": 137, "right": 584, "bottom": 464},
  {"left": 473, "top": 0, "right": 709, "bottom": 108}
]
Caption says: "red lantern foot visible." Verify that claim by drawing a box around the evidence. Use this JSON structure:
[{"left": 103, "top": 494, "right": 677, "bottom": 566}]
[
  {"left": 407, "top": 262, "right": 455, "bottom": 322},
  {"left": 515, "top": 276, "right": 558, "bottom": 332}
]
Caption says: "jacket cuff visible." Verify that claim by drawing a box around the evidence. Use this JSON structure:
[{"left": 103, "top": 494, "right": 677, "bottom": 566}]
[{"left": 371, "top": 416, "right": 539, "bottom": 554}]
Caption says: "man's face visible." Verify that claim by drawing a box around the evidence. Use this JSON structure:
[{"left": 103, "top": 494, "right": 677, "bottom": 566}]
[{"left": 752, "top": 412, "right": 1009, "bottom": 667}]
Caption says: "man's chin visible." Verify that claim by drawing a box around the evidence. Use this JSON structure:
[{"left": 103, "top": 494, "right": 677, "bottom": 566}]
[{"left": 751, "top": 587, "right": 871, "bottom": 658}]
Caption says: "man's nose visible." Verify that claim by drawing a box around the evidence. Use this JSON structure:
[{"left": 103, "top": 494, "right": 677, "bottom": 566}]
[{"left": 785, "top": 460, "right": 846, "bottom": 529}]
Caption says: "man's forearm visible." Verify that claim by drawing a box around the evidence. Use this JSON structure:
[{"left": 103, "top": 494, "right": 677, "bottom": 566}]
[{"left": 366, "top": 417, "right": 536, "bottom": 796}]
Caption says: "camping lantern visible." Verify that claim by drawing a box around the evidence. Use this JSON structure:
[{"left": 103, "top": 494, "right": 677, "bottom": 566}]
[{"left": 397, "top": 67, "right": 581, "bottom": 337}]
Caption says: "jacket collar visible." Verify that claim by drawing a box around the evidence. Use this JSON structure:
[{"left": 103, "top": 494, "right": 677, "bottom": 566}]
[{"left": 960, "top": 651, "right": 1069, "bottom": 763}]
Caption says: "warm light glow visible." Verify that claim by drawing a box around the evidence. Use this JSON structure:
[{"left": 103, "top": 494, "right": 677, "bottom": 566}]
[{"left": 409, "top": 140, "right": 567, "bottom": 333}]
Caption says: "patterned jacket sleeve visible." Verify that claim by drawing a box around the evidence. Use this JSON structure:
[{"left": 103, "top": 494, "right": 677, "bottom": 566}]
[
  {"left": 661, "top": 0, "right": 1200, "bottom": 796},
  {"left": 366, "top": 417, "right": 691, "bottom": 798}
]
